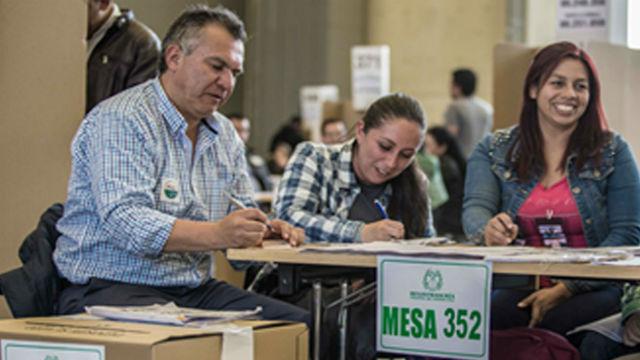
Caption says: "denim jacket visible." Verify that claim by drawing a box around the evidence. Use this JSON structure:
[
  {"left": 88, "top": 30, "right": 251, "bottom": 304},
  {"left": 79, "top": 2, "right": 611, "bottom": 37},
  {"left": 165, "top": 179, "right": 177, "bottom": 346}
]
[{"left": 463, "top": 126, "right": 640, "bottom": 293}]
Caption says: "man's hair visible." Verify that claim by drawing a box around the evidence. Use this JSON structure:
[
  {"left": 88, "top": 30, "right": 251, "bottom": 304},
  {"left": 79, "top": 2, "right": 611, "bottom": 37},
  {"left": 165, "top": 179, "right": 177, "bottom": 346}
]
[
  {"left": 452, "top": 68, "right": 477, "bottom": 97},
  {"left": 227, "top": 112, "right": 246, "bottom": 121},
  {"left": 320, "top": 117, "right": 345, "bottom": 136},
  {"left": 159, "top": 4, "right": 247, "bottom": 73}
]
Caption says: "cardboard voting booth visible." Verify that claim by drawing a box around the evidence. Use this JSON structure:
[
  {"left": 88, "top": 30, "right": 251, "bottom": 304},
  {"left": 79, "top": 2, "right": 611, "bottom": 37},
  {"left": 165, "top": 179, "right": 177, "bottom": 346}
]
[{"left": 0, "top": 317, "right": 308, "bottom": 360}]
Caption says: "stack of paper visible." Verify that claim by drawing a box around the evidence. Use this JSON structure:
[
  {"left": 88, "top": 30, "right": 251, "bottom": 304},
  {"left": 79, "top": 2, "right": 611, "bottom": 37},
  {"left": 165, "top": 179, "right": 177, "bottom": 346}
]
[{"left": 86, "top": 303, "right": 261, "bottom": 327}]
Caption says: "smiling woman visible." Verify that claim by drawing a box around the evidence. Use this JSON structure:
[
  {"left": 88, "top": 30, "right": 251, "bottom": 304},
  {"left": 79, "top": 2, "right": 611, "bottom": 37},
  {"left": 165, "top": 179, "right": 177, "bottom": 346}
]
[
  {"left": 462, "top": 41, "right": 640, "bottom": 357},
  {"left": 274, "top": 92, "right": 434, "bottom": 244}
]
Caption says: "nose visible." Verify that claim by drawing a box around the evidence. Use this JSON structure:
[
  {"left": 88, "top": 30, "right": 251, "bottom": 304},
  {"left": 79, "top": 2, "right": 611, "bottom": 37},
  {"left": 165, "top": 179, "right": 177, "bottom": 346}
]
[
  {"left": 563, "top": 84, "right": 577, "bottom": 98},
  {"left": 216, "top": 69, "right": 235, "bottom": 91},
  {"left": 383, "top": 153, "right": 399, "bottom": 171}
]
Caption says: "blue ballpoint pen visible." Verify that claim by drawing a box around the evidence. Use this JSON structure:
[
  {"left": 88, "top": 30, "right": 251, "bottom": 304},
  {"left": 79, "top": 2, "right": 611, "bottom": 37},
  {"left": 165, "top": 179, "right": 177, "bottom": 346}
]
[{"left": 373, "top": 199, "right": 389, "bottom": 219}]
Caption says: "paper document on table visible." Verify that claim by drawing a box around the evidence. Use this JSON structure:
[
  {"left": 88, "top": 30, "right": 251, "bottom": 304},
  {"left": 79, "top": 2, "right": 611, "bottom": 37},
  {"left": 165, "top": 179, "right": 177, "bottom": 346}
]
[
  {"left": 567, "top": 313, "right": 623, "bottom": 343},
  {"left": 302, "top": 241, "right": 634, "bottom": 263},
  {"left": 86, "top": 302, "right": 261, "bottom": 327}
]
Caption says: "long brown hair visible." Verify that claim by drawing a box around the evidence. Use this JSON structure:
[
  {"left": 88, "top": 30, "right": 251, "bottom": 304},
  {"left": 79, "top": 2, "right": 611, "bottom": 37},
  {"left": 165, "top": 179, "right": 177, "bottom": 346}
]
[
  {"left": 361, "top": 93, "right": 428, "bottom": 238},
  {"left": 509, "top": 41, "right": 609, "bottom": 182}
]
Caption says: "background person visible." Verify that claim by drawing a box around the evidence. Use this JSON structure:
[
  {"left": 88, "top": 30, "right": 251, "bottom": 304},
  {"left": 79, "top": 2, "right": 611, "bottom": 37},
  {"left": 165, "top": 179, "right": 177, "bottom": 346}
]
[
  {"left": 425, "top": 126, "right": 466, "bottom": 240},
  {"left": 444, "top": 68, "right": 493, "bottom": 158},
  {"left": 463, "top": 42, "right": 640, "bottom": 350},
  {"left": 320, "top": 117, "right": 348, "bottom": 145},
  {"left": 86, "top": 0, "right": 161, "bottom": 113},
  {"left": 229, "top": 113, "right": 274, "bottom": 192}
]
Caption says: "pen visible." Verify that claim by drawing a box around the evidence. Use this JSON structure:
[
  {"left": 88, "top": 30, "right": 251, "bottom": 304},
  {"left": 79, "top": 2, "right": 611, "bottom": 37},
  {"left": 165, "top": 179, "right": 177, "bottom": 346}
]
[
  {"left": 497, "top": 216, "right": 515, "bottom": 238},
  {"left": 224, "top": 191, "right": 272, "bottom": 230},
  {"left": 373, "top": 199, "right": 389, "bottom": 219},
  {"left": 225, "top": 191, "right": 248, "bottom": 210}
]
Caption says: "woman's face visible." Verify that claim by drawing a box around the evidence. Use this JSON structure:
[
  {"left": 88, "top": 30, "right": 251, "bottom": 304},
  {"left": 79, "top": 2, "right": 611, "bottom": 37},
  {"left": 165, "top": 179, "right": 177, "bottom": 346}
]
[
  {"left": 425, "top": 133, "right": 446, "bottom": 156},
  {"left": 530, "top": 58, "right": 590, "bottom": 132},
  {"left": 353, "top": 117, "right": 423, "bottom": 185}
]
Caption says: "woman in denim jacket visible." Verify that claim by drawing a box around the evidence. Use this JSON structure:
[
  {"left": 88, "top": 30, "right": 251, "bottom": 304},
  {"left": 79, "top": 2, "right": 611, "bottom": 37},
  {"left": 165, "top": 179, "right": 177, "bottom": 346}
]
[{"left": 463, "top": 42, "right": 640, "bottom": 344}]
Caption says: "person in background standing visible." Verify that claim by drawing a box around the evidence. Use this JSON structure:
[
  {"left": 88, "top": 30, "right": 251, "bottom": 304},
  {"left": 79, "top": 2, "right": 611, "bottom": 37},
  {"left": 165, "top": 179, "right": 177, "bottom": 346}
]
[
  {"left": 86, "top": 0, "right": 161, "bottom": 113},
  {"left": 445, "top": 68, "right": 493, "bottom": 158}
]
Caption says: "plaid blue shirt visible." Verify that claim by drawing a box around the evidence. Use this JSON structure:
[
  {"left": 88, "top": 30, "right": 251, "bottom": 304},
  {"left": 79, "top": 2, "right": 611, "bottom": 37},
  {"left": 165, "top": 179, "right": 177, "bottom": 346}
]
[
  {"left": 54, "top": 79, "right": 255, "bottom": 287},
  {"left": 274, "top": 140, "right": 434, "bottom": 243}
]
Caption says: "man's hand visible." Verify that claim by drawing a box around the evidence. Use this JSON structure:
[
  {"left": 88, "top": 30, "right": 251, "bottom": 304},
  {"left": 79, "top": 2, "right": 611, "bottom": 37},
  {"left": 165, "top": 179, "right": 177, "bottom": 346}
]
[
  {"left": 517, "top": 282, "right": 573, "bottom": 328},
  {"left": 214, "top": 208, "right": 270, "bottom": 248},
  {"left": 485, "top": 213, "right": 519, "bottom": 246},
  {"left": 264, "top": 219, "right": 305, "bottom": 247},
  {"left": 361, "top": 220, "right": 405, "bottom": 242}
]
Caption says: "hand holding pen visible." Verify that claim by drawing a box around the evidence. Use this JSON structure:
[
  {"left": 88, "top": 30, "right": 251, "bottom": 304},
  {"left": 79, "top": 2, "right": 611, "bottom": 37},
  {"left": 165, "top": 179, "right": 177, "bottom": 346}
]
[
  {"left": 224, "top": 191, "right": 304, "bottom": 247},
  {"left": 485, "top": 212, "right": 519, "bottom": 246},
  {"left": 360, "top": 199, "right": 405, "bottom": 242}
]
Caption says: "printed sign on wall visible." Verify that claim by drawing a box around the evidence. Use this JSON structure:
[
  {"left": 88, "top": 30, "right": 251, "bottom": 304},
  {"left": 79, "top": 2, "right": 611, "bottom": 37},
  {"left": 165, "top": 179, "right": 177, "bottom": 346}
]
[{"left": 377, "top": 256, "right": 492, "bottom": 359}]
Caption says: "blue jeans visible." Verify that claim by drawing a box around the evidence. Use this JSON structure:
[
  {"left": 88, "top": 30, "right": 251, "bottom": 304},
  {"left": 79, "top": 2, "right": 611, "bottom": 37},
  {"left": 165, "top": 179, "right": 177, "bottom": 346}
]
[{"left": 490, "top": 285, "right": 622, "bottom": 336}]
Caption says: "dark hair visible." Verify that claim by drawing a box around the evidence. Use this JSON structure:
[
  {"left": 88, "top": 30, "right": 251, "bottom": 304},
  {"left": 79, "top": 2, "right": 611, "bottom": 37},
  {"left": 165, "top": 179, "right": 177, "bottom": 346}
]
[
  {"left": 509, "top": 41, "right": 609, "bottom": 182},
  {"left": 320, "top": 117, "right": 346, "bottom": 136},
  {"left": 160, "top": 4, "right": 247, "bottom": 73},
  {"left": 227, "top": 112, "right": 245, "bottom": 121},
  {"left": 452, "top": 68, "right": 477, "bottom": 96},
  {"left": 427, "top": 126, "right": 466, "bottom": 177},
  {"left": 361, "top": 93, "right": 428, "bottom": 238}
]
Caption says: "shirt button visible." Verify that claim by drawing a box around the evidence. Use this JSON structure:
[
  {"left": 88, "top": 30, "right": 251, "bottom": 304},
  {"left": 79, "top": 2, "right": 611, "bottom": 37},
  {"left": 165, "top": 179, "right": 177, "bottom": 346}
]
[
  {"left": 585, "top": 219, "right": 592, "bottom": 224},
  {"left": 594, "top": 170, "right": 601, "bottom": 177},
  {"left": 504, "top": 171, "right": 511, "bottom": 179},
  {"left": 572, "top": 187, "right": 581, "bottom": 194}
]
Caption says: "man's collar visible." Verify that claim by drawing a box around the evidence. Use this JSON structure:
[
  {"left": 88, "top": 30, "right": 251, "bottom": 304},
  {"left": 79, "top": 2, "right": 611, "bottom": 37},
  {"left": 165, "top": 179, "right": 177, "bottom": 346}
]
[{"left": 153, "top": 79, "right": 220, "bottom": 137}]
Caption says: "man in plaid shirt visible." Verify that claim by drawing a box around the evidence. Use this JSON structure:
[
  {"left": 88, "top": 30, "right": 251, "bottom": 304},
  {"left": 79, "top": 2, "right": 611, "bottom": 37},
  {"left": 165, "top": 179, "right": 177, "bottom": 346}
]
[{"left": 54, "top": 5, "right": 309, "bottom": 329}]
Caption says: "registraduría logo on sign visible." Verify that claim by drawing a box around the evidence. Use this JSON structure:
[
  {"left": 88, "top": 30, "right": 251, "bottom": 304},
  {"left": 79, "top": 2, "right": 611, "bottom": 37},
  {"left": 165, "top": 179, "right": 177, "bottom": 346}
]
[
  {"left": 422, "top": 269, "right": 443, "bottom": 291},
  {"left": 410, "top": 268, "right": 455, "bottom": 302}
]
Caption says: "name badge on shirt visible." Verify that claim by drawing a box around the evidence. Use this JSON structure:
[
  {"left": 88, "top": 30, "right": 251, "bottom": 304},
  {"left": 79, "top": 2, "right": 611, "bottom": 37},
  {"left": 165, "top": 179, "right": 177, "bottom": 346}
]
[
  {"left": 160, "top": 178, "right": 181, "bottom": 203},
  {"left": 535, "top": 217, "right": 568, "bottom": 248}
]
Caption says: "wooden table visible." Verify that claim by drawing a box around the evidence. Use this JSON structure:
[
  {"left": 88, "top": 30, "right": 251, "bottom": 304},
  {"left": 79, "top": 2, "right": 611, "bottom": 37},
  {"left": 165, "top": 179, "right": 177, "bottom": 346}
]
[{"left": 228, "top": 241, "right": 640, "bottom": 280}]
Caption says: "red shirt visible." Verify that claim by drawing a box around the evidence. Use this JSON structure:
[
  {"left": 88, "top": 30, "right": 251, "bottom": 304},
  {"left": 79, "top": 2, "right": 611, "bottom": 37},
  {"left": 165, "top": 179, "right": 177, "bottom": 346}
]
[{"left": 516, "top": 178, "right": 587, "bottom": 287}]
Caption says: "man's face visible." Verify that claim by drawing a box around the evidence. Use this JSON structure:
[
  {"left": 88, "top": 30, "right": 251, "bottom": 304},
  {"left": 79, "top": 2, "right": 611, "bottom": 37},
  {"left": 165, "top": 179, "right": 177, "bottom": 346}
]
[
  {"left": 87, "top": 0, "right": 112, "bottom": 36},
  {"left": 321, "top": 121, "right": 347, "bottom": 145},
  {"left": 232, "top": 117, "right": 250, "bottom": 144},
  {"left": 165, "top": 24, "right": 244, "bottom": 122}
]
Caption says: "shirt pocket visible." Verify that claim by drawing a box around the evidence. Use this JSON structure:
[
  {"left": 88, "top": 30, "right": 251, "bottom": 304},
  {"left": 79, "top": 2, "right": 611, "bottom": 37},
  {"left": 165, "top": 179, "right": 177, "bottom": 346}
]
[{"left": 491, "top": 160, "right": 518, "bottom": 183}]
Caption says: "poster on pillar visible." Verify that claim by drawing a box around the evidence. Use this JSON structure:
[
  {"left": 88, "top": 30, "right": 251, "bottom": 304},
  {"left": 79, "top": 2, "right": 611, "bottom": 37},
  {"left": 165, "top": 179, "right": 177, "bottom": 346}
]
[
  {"left": 300, "top": 85, "right": 339, "bottom": 143},
  {"left": 377, "top": 256, "right": 492, "bottom": 359},
  {"left": 351, "top": 45, "right": 390, "bottom": 111},
  {"left": 556, "top": 0, "right": 611, "bottom": 43}
]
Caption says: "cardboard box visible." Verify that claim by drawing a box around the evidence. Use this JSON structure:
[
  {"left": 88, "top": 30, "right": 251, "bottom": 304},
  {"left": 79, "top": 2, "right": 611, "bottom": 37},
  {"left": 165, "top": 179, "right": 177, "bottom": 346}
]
[{"left": 0, "top": 316, "right": 308, "bottom": 360}]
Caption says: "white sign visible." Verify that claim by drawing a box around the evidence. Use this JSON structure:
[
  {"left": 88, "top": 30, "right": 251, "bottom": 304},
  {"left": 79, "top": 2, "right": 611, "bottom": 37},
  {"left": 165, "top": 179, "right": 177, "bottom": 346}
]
[
  {"left": 1, "top": 339, "right": 105, "bottom": 360},
  {"left": 377, "top": 256, "right": 492, "bottom": 359},
  {"left": 351, "top": 45, "right": 390, "bottom": 111},
  {"left": 557, "top": 0, "right": 608, "bottom": 42},
  {"left": 299, "top": 85, "right": 339, "bottom": 142}
]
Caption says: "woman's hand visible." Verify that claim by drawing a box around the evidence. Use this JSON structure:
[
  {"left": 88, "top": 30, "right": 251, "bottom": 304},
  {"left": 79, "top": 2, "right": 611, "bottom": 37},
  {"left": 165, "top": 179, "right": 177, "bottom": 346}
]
[
  {"left": 484, "top": 212, "right": 519, "bottom": 246},
  {"left": 264, "top": 219, "right": 305, "bottom": 247},
  {"left": 517, "top": 282, "right": 573, "bottom": 328},
  {"left": 361, "top": 220, "right": 405, "bottom": 242}
]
